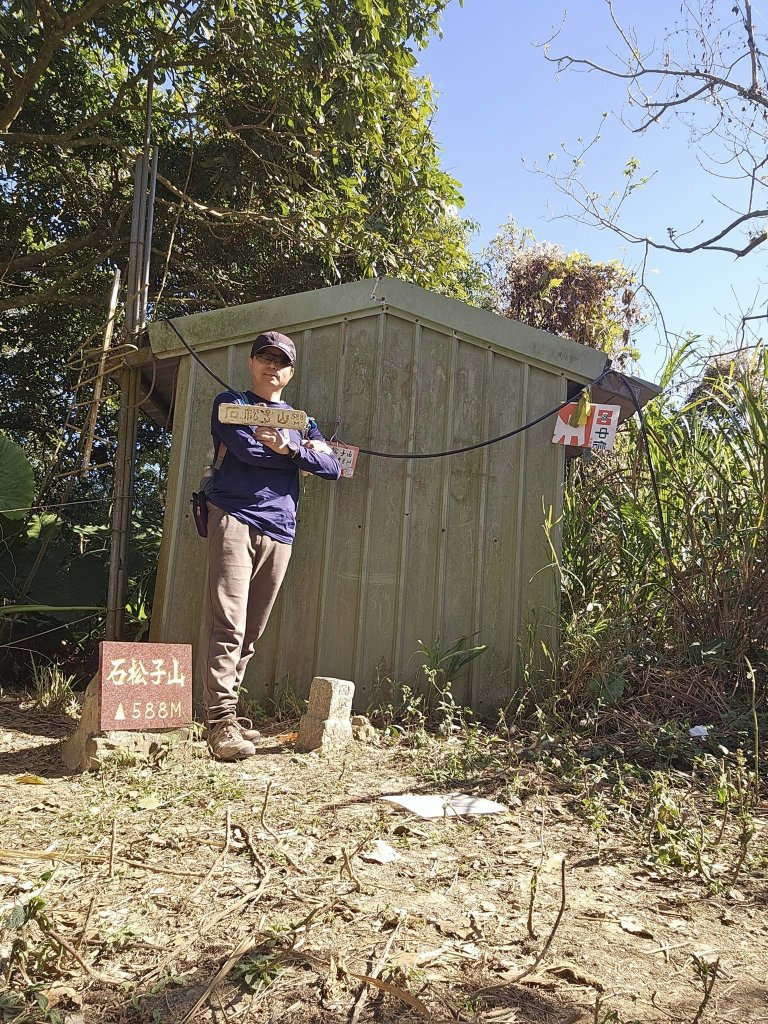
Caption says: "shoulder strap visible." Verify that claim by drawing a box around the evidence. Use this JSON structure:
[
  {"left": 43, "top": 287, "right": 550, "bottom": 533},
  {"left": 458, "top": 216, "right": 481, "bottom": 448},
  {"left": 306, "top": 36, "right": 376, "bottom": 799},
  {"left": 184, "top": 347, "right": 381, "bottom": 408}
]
[{"left": 213, "top": 442, "right": 227, "bottom": 469}]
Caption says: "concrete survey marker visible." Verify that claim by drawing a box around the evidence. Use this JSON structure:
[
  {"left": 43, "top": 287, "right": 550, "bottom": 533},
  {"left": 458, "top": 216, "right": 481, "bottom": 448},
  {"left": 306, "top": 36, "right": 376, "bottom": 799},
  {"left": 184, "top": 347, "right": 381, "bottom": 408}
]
[
  {"left": 99, "top": 641, "right": 192, "bottom": 731},
  {"left": 218, "top": 403, "right": 308, "bottom": 431},
  {"left": 296, "top": 676, "right": 354, "bottom": 753}
]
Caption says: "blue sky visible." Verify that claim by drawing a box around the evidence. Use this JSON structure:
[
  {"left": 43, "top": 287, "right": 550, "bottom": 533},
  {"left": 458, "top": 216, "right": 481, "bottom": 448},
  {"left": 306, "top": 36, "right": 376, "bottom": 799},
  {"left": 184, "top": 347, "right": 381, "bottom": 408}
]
[{"left": 416, "top": 0, "right": 765, "bottom": 381}]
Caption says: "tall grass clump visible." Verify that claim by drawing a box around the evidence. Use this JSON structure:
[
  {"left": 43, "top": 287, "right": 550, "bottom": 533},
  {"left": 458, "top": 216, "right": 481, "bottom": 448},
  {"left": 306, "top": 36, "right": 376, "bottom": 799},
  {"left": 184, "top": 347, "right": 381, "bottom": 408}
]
[
  {"left": 28, "top": 658, "right": 78, "bottom": 714},
  {"left": 559, "top": 342, "right": 767, "bottom": 723}
]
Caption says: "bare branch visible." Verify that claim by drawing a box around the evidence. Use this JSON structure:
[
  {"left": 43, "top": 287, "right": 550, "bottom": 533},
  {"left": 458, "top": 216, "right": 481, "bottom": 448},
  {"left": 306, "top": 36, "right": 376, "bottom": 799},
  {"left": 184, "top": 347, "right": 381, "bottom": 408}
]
[
  {"left": 539, "top": 0, "right": 768, "bottom": 263},
  {"left": 634, "top": 82, "right": 711, "bottom": 131},
  {"left": 743, "top": 0, "right": 760, "bottom": 95},
  {"left": 553, "top": 161, "right": 767, "bottom": 256},
  {"left": 548, "top": 52, "right": 768, "bottom": 111}
]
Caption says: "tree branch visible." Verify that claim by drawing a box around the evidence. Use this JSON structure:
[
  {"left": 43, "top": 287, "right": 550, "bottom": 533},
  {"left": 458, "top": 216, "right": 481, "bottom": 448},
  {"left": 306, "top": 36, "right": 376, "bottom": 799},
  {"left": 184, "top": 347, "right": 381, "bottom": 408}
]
[
  {"left": 549, "top": 52, "right": 768, "bottom": 111},
  {"left": 0, "top": 131, "right": 132, "bottom": 151},
  {"left": 0, "top": 47, "right": 22, "bottom": 84},
  {"left": 0, "top": 227, "right": 112, "bottom": 275},
  {"left": 155, "top": 172, "right": 279, "bottom": 226},
  {"left": 0, "top": 0, "right": 132, "bottom": 132},
  {"left": 0, "top": 245, "right": 118, "bottom": 311},
  {"left": 743, "top": 0, "right": 760, "bottom": 95}
]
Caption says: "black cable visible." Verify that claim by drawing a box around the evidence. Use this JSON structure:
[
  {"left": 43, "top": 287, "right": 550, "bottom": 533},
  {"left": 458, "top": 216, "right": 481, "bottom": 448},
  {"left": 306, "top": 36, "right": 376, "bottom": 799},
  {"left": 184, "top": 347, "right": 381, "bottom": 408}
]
[
  {"left": 356, "top": 368, "right": 614, "bottom": 459},
  {"left": 161, "top": 317, "right": 615, "bottom": 460},
  {"left": 163, "top": 318, "right": 238, "bottom": 393},
  {"left": 157, "top": 320, "right": 681, "bottom": 593}
]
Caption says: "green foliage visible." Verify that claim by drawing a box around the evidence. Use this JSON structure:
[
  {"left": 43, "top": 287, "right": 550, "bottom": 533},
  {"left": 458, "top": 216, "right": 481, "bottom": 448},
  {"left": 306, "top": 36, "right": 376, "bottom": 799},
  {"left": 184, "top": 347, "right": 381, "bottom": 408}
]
[
  {"left": 416, "top": 633, "right": 488, "bottom": 687},
  {"left": 557, "top": 342, "right": 768, "bottom": 716},
  {"left": 0, "top": 503, "right": 161, "bottom": 678},
  {"left": 416, "top": 634, "right": 486, "bottom": 734},
  {"left": 0, "top": 0, "right": 474, "bottom": 317},
  {"left": 0, "top": 0, "right": 480, "bottom": 679},
  {"left": 482, "top": 221, "right": 644, "bottom": 365},
  {"left": 0, "top": 433, "right": 35, "bottom": 519},
  {"left": 232, "top": 951, "right": 283, "bottom": 992}
]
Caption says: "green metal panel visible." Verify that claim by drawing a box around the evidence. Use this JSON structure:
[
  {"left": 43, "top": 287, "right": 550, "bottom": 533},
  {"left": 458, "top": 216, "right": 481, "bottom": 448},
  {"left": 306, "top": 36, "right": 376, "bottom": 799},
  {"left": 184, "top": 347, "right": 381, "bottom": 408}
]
[
  {"left": 148, "top": 277, "right": 607, "bottom": 383},
  {"left": 149, "top": 282, "right": 592, "bottom": 716},
  {"left": 267, "top": 323, "right": 343, "bottom": 704},
  {"left": 315, "top": 315, "right": 378, "bottom": 684},
  {"left": 397, "top": 325, "right": 453, "bottom": 697},
  {"left": 476, "top": 353, "right": 527, "bottom": 718}
]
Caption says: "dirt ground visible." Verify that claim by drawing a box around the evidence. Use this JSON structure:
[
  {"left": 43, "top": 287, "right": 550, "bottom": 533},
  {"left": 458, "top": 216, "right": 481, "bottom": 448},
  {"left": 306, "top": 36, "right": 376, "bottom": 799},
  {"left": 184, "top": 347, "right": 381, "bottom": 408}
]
[{"left": 1, "top": 697, "right": 767, "bottom": 1024}]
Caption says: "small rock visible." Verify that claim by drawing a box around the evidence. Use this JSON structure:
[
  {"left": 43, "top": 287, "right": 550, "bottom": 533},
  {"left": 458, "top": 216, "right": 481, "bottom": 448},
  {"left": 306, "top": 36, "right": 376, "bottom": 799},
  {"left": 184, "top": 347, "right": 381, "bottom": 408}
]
[
  {"left": 619, "top": 916, "right": 654, "bottom": 938},
  {"left": 351, "top": 715, "right": 379, "bottom": 744}
]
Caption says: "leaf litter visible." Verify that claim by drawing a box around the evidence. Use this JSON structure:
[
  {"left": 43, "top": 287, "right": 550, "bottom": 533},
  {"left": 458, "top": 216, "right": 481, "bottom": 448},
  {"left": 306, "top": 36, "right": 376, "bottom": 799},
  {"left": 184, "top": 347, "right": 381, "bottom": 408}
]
[{"left": 0, "top": 699, "right": 766, "bottom": 1024}]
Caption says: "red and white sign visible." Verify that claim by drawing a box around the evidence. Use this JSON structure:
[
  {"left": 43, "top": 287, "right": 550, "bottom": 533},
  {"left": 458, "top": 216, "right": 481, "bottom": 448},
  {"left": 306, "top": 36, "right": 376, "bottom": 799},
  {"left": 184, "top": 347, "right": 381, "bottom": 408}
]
[
  {"left": 329, "top": 441, "right": 360, "bottom": 478},
  {"left": 552, "top": 403, "right": 621, "bottom": 451},
  {"left": 99, "top": 641, "right": 193, "bottom": 731}
]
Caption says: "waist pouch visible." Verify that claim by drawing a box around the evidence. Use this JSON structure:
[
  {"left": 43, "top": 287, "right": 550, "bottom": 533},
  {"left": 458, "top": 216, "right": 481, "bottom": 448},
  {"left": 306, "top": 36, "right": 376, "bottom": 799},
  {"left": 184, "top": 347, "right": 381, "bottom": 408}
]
[
  {"left": 191, "top": 443, "right": 226, "bottom": 539},
  {"left": 191, "top": 488, "right": 210, "bottom": 538}
]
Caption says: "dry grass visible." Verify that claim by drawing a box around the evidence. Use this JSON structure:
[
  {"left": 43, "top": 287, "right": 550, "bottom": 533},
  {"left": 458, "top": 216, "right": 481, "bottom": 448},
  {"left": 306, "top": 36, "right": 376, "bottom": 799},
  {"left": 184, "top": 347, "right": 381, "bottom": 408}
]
[{"left": 1, "top": 699, "right": 767, "bottom": 1024}]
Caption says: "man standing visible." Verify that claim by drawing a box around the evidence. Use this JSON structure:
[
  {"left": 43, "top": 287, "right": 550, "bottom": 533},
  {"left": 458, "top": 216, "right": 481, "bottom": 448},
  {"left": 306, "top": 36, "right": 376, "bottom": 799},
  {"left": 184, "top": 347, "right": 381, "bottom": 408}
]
[{"left": 201, "top": 331, "right": 341, "bottom": 760}]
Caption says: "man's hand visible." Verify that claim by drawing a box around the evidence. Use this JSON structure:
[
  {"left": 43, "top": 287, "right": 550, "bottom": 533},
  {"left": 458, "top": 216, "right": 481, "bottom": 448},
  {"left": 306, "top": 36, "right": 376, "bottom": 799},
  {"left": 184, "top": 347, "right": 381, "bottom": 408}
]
[
  {"left": 305, "top": 438, "right": 333, "bottom": 455},
  {"left": 254, "top": 426, "right": 290, "bottom": 454}
]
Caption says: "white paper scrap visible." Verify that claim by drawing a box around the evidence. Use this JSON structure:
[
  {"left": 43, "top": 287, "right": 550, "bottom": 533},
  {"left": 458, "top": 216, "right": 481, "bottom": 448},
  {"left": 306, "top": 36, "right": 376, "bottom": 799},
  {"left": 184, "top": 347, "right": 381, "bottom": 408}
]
[
  {"left": 381, "top": 793, "right": 508, "bottom": 819},
  {"left": 360, "top": 839, "right": 402, "bottom": 864}
]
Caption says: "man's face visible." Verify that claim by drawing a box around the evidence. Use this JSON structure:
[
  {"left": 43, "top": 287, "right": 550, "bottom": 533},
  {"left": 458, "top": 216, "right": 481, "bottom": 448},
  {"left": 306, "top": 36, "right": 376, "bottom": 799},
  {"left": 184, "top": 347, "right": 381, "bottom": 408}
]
[{"left": 248, "top": 346, "right": 295, "bottom": 394}]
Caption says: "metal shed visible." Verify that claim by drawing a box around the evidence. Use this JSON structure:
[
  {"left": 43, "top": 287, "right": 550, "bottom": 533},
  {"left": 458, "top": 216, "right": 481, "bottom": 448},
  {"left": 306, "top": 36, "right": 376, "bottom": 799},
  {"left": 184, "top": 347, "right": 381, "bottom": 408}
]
[{"left": 145, "top": 278, "right": 655, "bottom": 717}]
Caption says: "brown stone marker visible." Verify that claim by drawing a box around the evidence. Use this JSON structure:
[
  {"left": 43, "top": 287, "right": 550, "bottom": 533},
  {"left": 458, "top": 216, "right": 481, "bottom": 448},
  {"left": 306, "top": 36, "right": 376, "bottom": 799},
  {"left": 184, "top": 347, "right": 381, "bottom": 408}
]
[
  {"left": 61, "top": 642, "right": 193, "bottom": 771},
  {"left": 99, "top": 641, "right": 192, "bottom": 730},
  {"left": 295, "top": 677, "right": 355, "bottom": 754}
]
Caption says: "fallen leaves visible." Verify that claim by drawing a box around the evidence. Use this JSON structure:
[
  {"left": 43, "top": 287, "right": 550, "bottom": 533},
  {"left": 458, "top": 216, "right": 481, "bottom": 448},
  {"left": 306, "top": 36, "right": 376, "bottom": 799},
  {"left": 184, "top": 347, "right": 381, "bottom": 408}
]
[{"left": 14, "top": 773, "right": 47, "bottom": 785}]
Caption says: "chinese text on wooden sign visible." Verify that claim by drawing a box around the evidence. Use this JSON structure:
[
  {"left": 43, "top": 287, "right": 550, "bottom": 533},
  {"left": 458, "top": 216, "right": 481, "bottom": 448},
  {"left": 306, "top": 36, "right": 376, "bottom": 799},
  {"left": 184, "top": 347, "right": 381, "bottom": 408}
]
[
  {"left": 99, "top": 641, "right": 193, "bottom": 731},
  {"left": 218, "top": 403, "right": 308, "bottom": 431}
]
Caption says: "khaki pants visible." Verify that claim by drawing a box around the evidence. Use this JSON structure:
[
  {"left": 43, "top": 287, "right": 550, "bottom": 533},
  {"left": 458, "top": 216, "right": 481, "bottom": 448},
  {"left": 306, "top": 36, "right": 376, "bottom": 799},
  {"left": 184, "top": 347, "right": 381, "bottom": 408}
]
[{"left": 201, "top": 506, "right": 292, "bottom": 722}]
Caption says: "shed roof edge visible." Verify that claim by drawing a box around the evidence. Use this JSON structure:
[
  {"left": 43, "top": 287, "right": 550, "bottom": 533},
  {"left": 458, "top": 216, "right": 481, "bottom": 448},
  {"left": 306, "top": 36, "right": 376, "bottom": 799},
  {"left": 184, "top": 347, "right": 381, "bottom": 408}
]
[{"left": 147, "top": 277, "right": 608, "bottom": 380}]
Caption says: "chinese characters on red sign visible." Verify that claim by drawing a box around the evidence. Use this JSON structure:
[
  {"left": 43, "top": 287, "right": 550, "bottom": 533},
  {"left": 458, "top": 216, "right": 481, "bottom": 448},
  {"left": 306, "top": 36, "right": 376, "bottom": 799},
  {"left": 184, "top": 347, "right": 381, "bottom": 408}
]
[
  {"left": 99, "top": 641, "right": 193, "bottom": 731},
  {"left": 552, "top": 403, "right": 621, "bottom": 451},
  {"left": 329, "top": 441, "right": 360, "bottom": 478}
]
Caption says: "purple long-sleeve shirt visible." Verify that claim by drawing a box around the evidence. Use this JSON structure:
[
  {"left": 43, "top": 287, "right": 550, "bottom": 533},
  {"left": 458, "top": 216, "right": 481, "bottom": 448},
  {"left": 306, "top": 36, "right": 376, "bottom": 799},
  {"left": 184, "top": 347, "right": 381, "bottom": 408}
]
[{"left": 207, "top": 391, "right": 341, "bottom": 544}]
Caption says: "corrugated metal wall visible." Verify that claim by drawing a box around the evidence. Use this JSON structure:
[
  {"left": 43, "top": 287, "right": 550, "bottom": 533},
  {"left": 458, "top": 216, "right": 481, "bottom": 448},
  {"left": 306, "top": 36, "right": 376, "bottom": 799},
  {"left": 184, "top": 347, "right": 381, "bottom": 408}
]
[{"left": 151, "top": 308, "right": 568, "bottom": 717}]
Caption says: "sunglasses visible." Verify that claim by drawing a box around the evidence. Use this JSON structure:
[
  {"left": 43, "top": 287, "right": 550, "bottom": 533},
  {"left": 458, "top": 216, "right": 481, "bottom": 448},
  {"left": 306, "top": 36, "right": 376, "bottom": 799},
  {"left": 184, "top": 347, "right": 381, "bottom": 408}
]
[{"left": 253, "top": 351, "right": 292, "bottom": 369}]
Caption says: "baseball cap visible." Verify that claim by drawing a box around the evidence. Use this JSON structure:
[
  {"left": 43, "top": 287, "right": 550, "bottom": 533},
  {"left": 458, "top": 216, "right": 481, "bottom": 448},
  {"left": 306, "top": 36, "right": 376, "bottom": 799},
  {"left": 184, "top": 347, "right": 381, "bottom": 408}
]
[{"left": 250, "top": 331, "right": 296, "bottom": 365}]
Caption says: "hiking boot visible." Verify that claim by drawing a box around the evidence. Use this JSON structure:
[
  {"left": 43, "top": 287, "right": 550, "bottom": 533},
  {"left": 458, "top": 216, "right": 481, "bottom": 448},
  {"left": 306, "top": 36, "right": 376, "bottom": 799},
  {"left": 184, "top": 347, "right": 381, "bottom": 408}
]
[
  {"left": 237, "top": 717, "right": 262, "bottom": 743},
  {"left": 207, "top": 718, "right": 256, "bottom": 760}
]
